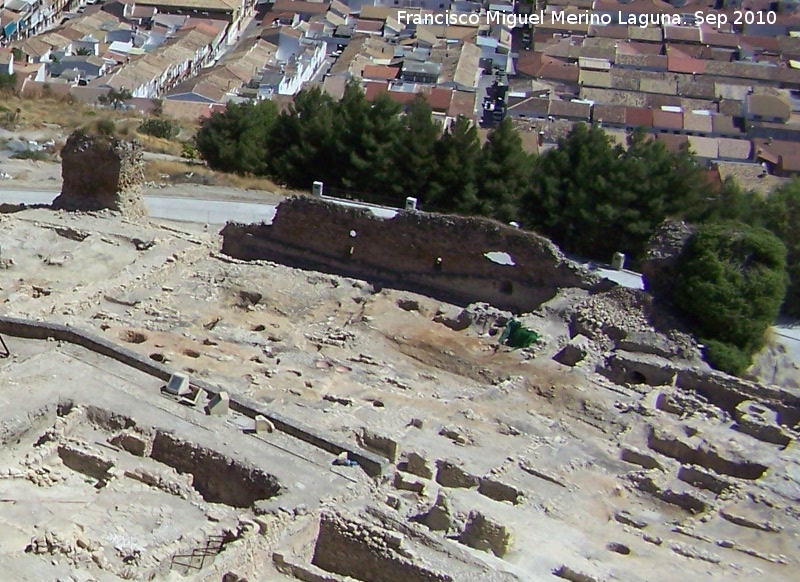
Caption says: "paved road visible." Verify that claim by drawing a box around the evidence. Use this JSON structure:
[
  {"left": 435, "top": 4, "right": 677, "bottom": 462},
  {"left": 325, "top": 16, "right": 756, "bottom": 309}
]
[
  {"left": 0, "top": 189, "right": 398, "bottom": 224},
  {"left": 0, "top": 189, "right": 277, "bottom": 224}
]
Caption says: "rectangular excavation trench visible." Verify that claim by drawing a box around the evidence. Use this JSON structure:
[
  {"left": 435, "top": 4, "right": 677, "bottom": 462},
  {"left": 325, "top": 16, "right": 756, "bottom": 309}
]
[
  {"left": 0, "top": 399, "right": 287, "bottom": 580},
  {"left": 51, "top": 402, "right": 283, "bottom": 508}
]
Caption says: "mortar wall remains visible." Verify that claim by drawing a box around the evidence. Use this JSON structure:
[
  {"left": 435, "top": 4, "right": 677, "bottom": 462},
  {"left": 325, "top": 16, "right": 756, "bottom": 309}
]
[
  {"left": 52, "top": 130, "right": 147, "bottom": 221},
  {"left": 220, "top": 197, "right": 610, "bottom": 313},
  {"left": 150, "top": 431, "right": 281, "bottom": 507},
  {"left": 312, "top": 512, "right": 452, "bottom": 582}
]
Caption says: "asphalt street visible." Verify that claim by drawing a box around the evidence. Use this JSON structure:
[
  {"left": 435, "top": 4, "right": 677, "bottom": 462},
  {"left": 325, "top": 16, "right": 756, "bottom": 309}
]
[
  {"left": 0, "top": 189, "right": 278, "bottom": 224},
  {"left": 0, "top": 189, "right": 398, "bottom": 224}
]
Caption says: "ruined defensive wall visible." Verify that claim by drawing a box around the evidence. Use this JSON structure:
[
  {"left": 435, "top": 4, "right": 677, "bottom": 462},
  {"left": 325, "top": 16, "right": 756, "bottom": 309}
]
[
  {"left": 0, "top": 316, "right": 387, "bottom": 477},
  {"left": 52, "top": 131, "right": 148, "bottom": 221},
  {"left": 220, "top": 196, "right": 612, "bottom": 313}
]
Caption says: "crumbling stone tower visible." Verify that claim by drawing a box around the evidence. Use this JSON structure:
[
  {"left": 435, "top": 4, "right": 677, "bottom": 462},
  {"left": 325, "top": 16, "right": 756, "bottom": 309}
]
[{"left": 52, "top": 130, "right": 148, "bottom": 221}]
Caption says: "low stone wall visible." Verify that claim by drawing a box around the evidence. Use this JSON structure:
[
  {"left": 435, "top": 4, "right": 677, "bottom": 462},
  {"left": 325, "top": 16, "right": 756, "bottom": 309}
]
[
  {"left": 150, "top": 431, "right": 281, "bottom": 507},
  {"left": 676, "top": 368, "right": 800, "bottom": 428},
  {"left": 591, "top": 339, "right": 800, "bottom": 429},
  {"left": 0, "top": 316, "right": 387, "bottom": 477},
  {"left": 312, "top": 512, "right": 452, "bottom": 582},
  {"left": 220, "top": 197, "right": 611, "bottom": 313}
]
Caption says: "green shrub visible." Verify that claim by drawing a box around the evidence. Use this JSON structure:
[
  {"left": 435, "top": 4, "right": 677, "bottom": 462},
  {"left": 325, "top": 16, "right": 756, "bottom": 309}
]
[
  {"left": 138, "top": 118, "right": 178, "bottom": 140},
  {"left": 674, "top": 222, "right": 788, "bottom": 375},
  {"left": 96, "top": 118, "right": 116, "bottom": 135},
  {"left": 0, "top": 72, "right": 17, "bottom": 91},
  {"left": 180, "top": 140, "right": 198, "bottom": 160},
  {"left": 702, "top": 340, "right": 752, "bottom": 377},
  {"left": 98, "top": 88, "right": 132, "bottom": 105},
  {"left": 762, "top": 179, "right": 800, "bottom": 316},
  {"left": 195, "top": 100, "right": 278, "bottom": 175},
  {"left": 11, "top": 149, "right": 50, "bottom": 161}
]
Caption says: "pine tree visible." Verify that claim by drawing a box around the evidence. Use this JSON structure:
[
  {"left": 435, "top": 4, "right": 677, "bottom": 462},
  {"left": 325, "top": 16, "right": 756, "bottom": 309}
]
[
  {"left": 391, "top": 94, "right": 441, "bottom": 202},
  {"left": 268, "top": 87, "right": 337, "bottom": 188},
  {"left": 363, "top": 93, "right": 403, "bottom": 196},
  {"left": 477, "top": 117, "right": 530, "bottom": 222},
  {"left": 523, "top": 122, "right": 622, "bottom": 259},
  {"left": 195, "top": 100, "right": 278, "bottom": 175},
  {"left": 428, "top": 115, "right": 481, "bottom": 213},
  {"left": 763, "top": 180, "right": 800, "bottom": 316},
  {"left": 333, "top": 82, "right": 402, "bottom": 195}
]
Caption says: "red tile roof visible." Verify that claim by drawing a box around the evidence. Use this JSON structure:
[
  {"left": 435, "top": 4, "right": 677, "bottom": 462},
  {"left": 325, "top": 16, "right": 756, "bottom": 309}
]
[
  {"left": 779, "top": 154, "right": 800, "bottom": 173},
  {"left": 355, "top": 19, "right": 383, "bottom": 33},
  {"left": 702, "top": 31, "right": 741, "bottom": 49},
  {"left": 271, "top": 0, "right": 329, "bottom": 14},
  {"left": 593, "top": 0, "right": 683, "bottom": 14},
  {"left": 754, "top": 139, "right": 800, "bottom": 163},
  {"left": 516, "top": 51, "right": 579, "bottom": 83},
  {"left": 667, "top": 55, "right": 706, "bottom": 74},
  {"left": 652, "top": 109, "right": 683, "bottom": 130},
  {"left": 364, "top": 82, "right": 454, "bottom": 113},
  {"left": 362, "top": 65, "right": 399, "bottom": 80},
  {"left": 664, "top": 25, "right": 701, "bottom": 43},
  {"left": 654, "top": 132, "right": 689, "bottom": 153},
  {"left": 447, "top": 90, "right": 476, "bottom": 119},
  {"left": 625, "top": 106, "right": 653, "bottom": 127}
]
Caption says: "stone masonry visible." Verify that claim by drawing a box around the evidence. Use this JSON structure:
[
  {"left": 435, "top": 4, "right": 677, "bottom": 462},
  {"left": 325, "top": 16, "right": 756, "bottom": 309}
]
[{"left": 52, "top": 130, "right": 147, "bottom": 221}]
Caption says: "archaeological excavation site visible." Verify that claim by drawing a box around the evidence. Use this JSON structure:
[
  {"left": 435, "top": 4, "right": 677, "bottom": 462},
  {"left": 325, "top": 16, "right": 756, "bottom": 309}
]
[{"left": 0, "top": 133, "right": 799, "bottom": 581}]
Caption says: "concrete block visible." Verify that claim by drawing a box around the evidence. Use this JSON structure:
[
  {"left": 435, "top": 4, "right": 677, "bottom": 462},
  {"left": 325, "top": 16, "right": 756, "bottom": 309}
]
[
  {"left": 165, "top": 372, "right": 190, "bottom": 396},
  {"left": 206, "top": 391, "right": 230, "bottom": 416}
]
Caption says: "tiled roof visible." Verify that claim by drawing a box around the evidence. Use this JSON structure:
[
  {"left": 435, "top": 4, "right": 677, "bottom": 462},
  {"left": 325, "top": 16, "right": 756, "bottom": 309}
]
[
  {"left": 667, "top": 55, "right": 706, "bottom": 74},
  {"left": 654, "top": 132, "right": 689, "bottom": 152},
  {"left": 625, "top": 106, "right": 652, "bottom": 127},
  {"left": 548, "top": 99, "right": 591, "bottom": 120},
  {"left": 717, "top": 138, "right": 752, "bottom": 160},
  {"left": 688, "top": 135, "right": 719, "bottom": 158},
  {"left": 447, "top": 91, "right": 476, "bottom": 119},
  {"left": 652, "top": 109, "right": 683, "bottom": 130},
  {"left": 362, "top": 65, "right": 399, "bottom": 80},
  {"left": 508, "top": 96, "right": 550, "bottom": 117},
  {"left": 593, "top": 103, "right": 626, "bottom": 124},
  {"left": 683, "top": 112, "right": 713, "bottom": 133},
  {"left": 271, "top": 0, "right": 329, "bottom": 14}
]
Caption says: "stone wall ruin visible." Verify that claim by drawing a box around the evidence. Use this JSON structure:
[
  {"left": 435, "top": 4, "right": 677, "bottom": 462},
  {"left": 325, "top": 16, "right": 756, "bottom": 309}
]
[
  {"left": 52, "top": 130, "right": 147, "bottom": 221},
  {"left": 220, "top": 196, "right": 612, "bottom": 313}
]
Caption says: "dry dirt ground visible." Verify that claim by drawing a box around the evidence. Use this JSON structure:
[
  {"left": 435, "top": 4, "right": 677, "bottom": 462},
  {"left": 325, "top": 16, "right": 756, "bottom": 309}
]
[{"left": 0, "top": 204, "right": 798, "bottom": 582}]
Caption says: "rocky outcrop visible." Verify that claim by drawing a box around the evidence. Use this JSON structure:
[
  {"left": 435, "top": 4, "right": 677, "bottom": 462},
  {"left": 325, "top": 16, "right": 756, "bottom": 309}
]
[
  {"left": 52, "top": 130, "right": 147, "bottom": 221},
  {"left": 641, "top": 220, "right": 695, "bottom": 302}
]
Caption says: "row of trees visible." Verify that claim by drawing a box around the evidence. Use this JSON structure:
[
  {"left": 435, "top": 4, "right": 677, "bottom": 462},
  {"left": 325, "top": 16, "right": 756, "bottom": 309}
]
[
  {"left": 195, "top": 83, "right": 531, "bottom": 214},
  {"left": 195, "top": 84, "right": 755, "bottom": 263}
]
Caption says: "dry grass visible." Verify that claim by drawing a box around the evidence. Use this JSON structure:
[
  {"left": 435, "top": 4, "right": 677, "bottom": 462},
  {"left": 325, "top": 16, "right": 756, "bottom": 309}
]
[
  {"left": 143, "top": 159, "right": 290, "bottom": 193},
  {"left": 144, "top": 159, "right": 213, "bottom": 183},
  {"left": 2, "top": 94, "right": 136, "bottom": 131},
  {"left": 220, "top": 173, "right": 286, "bottom": 191},
  {"left": 1, "top": 92, "right": 197, "bottom": 157},
  {"left": 135, "top": 132, "right": 184, "bottom": 156}
]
